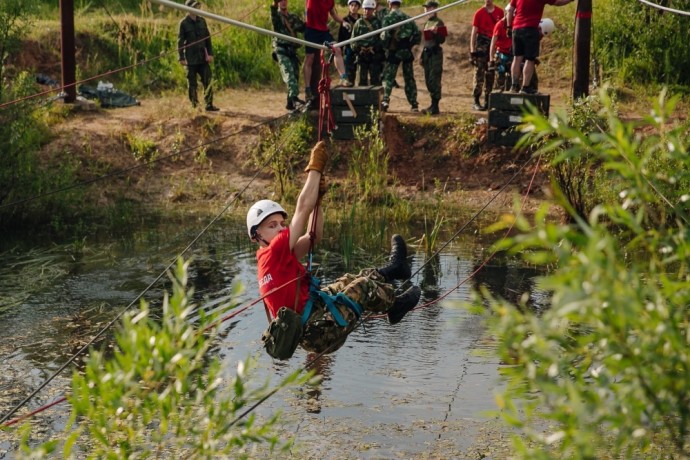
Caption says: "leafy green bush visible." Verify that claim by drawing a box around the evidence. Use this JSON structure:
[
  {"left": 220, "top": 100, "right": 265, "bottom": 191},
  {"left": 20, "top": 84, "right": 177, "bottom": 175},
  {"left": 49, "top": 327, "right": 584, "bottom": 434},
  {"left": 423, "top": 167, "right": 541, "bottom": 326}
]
[
  {"left": 480, "top": 89, "right": 690, "bottom": 458},
  {"left": 595, "top": 0, "right": 690, "bottom": 86},
  {"left": 535, "top": 92, "right": 618, "bottom": 221},
  {"left": 0, "top": 73, "right": 84, "bottom": 233},
  {"left": 19, "top": 258, "right": 308, "bottom": 457}
]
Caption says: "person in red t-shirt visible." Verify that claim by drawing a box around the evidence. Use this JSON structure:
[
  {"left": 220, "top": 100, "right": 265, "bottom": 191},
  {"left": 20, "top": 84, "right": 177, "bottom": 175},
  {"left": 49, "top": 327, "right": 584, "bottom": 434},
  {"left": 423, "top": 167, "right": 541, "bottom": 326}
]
[
  {"left": 506, "top": 0, "right": 573, "bottom": 94},
  {"left": 303, "top": 0, "right": 351, "bottom": 107},
  {"left": 489, "top": 12, "right": 513, "bottom": 92},
  {"left": 470, "top": 0, "right": 504, "bottom": 110},
  {"left": 247, "top": 141, "right": 421, "bottom": 359}
]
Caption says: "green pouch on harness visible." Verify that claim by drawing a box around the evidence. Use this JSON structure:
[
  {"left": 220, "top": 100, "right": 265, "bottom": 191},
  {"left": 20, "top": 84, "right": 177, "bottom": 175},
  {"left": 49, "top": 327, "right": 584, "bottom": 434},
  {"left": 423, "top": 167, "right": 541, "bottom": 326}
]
[{"left": 261, "top": 307, "right": 303, "bottom": 360}]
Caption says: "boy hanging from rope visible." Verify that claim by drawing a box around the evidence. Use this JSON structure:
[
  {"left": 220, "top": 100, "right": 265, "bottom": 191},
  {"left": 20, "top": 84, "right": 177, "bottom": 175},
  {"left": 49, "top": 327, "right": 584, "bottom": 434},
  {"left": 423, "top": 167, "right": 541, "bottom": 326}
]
[{"left": 247, "top": 141, "right": 421, "bottom": 360}]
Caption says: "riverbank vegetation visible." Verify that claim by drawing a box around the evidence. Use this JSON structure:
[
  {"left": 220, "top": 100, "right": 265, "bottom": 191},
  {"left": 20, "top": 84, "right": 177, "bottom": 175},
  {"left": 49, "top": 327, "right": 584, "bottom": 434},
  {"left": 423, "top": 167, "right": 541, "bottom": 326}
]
[{"left": 480, "top": 90, "right": 690, "bottom": 458}]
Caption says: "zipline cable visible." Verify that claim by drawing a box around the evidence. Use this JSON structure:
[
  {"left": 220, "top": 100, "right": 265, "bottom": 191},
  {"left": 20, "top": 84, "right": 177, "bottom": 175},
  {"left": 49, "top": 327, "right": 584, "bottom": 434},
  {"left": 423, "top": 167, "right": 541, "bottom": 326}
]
[
  {"left": 637, "top": 0, "right": 690, "bottom": 16},
  {"left": 401, "top": 149, "right": 538, "bottom": 288},
  {"left": 0, "top": 111, "right": 301, "bottom": 426},
  {"left": 150, "top": 0, "right": 471, "bottom": 52}
]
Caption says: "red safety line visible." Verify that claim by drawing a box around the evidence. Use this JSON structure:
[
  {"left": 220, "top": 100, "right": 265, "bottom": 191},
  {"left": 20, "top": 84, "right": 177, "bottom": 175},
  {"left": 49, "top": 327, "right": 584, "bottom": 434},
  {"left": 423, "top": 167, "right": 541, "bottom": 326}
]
[
  {"left": 317, "top": 48, "right": 335, "bottom": 141},
  {"left": 1, "top": 396, "right": 68, "bottom": 428},
  {"left": 1, "top": 272, "right": 304, "bottom": 428},
  {"left": 203, "top": 273, "right": 303, "bottom": 332}
]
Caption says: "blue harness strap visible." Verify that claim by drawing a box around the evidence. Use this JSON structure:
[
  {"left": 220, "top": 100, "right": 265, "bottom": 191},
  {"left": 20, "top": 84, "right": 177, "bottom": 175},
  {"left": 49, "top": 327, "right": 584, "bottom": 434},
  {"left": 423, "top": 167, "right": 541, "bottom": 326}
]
[{"left": 301, "top": 276, "right": 363, "bottom": 327}]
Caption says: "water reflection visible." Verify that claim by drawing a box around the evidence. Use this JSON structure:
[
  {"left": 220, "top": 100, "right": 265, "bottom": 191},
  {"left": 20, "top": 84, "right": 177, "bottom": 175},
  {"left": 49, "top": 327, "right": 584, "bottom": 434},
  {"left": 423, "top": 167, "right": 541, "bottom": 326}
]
[{"left": 0, "top": 216, "right": 549, "bottom": 456}]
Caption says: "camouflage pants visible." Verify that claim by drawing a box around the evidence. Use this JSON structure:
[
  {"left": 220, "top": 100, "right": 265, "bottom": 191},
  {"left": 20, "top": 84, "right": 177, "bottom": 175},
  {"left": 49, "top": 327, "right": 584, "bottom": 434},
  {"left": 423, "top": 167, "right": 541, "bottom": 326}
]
[
  {"left": 275, "top": 49, "right": 300, "bottom": 99},
  {"left": 344, "top": 47, "right": 357, "bottom": 85},
  {"left": 382, "top": 50, "right": 418, "bottom": 107},
  {"left": 356, "top": 52, "right": 384, "bottom": 86},
  {"left": 472, "top": 38, "right": 494, "bottom": 100},
  {"left": 422, "top": 47, "right": 443, "bottom": 101},
  {"left": 300, "top": 269, "right": 396, "bottom": 354}
]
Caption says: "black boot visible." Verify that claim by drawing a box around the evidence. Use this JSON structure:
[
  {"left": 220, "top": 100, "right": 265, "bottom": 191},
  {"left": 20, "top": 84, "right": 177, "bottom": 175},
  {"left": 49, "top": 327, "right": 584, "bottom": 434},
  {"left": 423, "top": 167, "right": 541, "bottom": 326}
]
[
  {"left": 387, "top": 285, "right": 421, "bottom": 325},
  {"left": 286, "top": 95, "right": 295, "bottom": 111},
  {"left": 423, "top": 99, "right": 440, "bottom": 115},
  {"left": 377, "top": 234, "right": 411, "bottom": 282}
]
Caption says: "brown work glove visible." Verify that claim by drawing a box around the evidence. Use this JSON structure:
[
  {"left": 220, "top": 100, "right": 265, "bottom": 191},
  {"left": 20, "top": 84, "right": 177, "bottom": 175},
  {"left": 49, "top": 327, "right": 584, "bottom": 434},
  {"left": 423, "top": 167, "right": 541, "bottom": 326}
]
[{"left": 304, "top": 140, "right": 328, "bottom": 173}]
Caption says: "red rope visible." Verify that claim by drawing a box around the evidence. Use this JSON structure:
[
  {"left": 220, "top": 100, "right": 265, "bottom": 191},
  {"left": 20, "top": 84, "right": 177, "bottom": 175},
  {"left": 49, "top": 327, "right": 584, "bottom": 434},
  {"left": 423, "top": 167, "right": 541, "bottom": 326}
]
[
  {"left": 1, "top": 396, "right": 67, "bottom": 428},
  {"left": 317, "top": 49, "right": 335, "bottom": 140}
]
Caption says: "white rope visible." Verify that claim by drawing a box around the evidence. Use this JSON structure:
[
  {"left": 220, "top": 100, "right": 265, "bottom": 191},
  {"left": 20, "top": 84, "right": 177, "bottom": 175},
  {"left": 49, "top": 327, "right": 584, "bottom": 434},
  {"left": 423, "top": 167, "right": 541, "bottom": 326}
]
[
  {"left": 637, "top": 0, "right": 690, "bottom": 16},
  {"left": 151, "top": 0, "right": 328, "bottom": 50},
  {"left": 336, "top": 0, "right": 471, "bottom": 49},
  {"left": 151, "top": 0, "right": 471, "bottom": 51}
]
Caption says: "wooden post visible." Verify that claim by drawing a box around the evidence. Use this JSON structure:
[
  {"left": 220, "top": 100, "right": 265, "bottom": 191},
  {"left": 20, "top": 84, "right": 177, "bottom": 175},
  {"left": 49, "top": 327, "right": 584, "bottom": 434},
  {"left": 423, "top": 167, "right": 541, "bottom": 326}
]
[
  {"left": 572, "top": 0, "right": 592, "bottom": 100},
  {"left": 60, "top": 0, "right": 76, "bottom": 103}
]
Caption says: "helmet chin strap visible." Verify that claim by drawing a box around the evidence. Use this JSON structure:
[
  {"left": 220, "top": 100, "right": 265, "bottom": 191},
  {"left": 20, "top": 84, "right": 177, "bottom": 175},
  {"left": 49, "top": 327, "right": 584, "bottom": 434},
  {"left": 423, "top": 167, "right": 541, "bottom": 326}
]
[{"left": 253, "top": 231, "right": 271, "bottom": 246}]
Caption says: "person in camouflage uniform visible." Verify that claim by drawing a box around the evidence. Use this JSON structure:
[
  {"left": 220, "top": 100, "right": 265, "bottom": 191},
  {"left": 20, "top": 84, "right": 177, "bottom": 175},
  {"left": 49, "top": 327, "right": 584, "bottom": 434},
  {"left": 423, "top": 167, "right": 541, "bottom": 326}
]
[
  {"left": 247, "top": 141, "right": 421, "bottom": 359},
  {"left": 470, "top": 0, "right": 504, "bottom": 110},
  {"left": 177, "top": 0, "right": 219, "bottom": 111},
  {"left": 270, "top": 0, "right": 306, "bottom": 111},
  {"left": 420, "top": 0, "right": 447, "bottom": 115},
  {"left": 351, "top": 0, "right": 385, "bottom": 86},
  {"left": 380, "top": 0, "right": 421, "bottom": 112},
  {"left": 337, "top": 0, "right": 362, "bottom": 86}
]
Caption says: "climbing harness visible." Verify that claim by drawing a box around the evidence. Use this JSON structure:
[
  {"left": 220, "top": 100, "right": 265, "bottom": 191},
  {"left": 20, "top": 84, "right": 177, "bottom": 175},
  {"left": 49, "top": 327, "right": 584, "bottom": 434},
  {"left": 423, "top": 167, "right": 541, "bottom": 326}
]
[{"left": 301, "top": 275, "right": 363, "bottom": 327}]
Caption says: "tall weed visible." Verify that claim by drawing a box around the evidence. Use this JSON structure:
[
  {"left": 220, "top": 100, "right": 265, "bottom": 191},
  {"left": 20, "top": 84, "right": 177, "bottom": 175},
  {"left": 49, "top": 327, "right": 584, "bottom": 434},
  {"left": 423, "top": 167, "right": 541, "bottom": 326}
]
[
  {"left": 251, "top": 115, "right": 313, "bottom": 200},
  {"left": 347, "top": 111, "right": 393, "bottom": 203}
]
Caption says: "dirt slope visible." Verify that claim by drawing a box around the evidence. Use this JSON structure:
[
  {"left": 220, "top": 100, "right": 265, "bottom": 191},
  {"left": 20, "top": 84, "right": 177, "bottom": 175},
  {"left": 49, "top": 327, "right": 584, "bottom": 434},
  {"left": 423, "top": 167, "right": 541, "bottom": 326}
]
[{"left": 35, "top": 10, "right": 573, "bottom": 216}]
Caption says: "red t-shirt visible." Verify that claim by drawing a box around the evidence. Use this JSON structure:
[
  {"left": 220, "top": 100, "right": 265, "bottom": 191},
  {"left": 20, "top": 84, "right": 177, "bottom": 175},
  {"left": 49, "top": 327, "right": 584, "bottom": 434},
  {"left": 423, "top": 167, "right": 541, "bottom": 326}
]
[
  {"left": 305, "top": 0, "right": 335, "bottom": 31},
  {"left": 256, "top": 227, "right": 310, "bottom": 320},
  {"left": 510, "top": 0, "right": 556, "bottom": 29},
  {"left": 472, "top": 5, "right": 504, "bottom": 38},
  {"left": 493, "top": 18, "right": 512, "bottom": 54}
]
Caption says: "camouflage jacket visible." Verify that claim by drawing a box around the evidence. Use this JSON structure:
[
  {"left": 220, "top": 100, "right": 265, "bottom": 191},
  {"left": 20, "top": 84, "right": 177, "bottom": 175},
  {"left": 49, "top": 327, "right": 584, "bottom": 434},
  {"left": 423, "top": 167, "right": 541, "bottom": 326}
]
[
  {"left": 351, "top": 16, "right": 383, "bottom": 54},
  {"left": 270, "top": 5, "right": 305, "bottom": 50},
  {"left": 381, "top": 8, "right": 421, "bottom": 51},
  {"left": 178, "top": 15, "right": 213, "bottom": 65}
]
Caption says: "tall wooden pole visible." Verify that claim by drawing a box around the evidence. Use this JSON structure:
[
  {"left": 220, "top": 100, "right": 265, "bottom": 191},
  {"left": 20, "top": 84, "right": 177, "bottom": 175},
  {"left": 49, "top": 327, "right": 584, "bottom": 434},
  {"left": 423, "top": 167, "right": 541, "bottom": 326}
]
[
  {"left": 572, "top": 0, "right": 592, "bottom": 100},
  {"left": 60, "top": 0, "right": 76, "bottom": 103}
]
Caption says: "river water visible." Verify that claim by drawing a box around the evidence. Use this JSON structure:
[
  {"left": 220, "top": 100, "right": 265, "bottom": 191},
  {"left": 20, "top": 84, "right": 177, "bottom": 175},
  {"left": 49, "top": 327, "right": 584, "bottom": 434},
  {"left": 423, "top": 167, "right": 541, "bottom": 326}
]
[{"left": 0, "top": 213, "right": 545, "bottom": 458}]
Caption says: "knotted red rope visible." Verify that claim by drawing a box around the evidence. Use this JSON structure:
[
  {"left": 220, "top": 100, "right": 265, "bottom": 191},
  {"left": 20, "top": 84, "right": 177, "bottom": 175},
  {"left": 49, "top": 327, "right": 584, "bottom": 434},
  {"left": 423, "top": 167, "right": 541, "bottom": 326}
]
[{"left": 317, "top": 47, "right": 336, "bottom": 140}]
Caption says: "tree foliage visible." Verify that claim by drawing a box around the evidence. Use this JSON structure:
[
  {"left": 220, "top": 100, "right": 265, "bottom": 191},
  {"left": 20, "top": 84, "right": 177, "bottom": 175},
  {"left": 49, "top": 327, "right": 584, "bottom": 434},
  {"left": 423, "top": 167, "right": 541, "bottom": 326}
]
[{"left": 481, "top": 89, "right": 690, "bottom": 458}]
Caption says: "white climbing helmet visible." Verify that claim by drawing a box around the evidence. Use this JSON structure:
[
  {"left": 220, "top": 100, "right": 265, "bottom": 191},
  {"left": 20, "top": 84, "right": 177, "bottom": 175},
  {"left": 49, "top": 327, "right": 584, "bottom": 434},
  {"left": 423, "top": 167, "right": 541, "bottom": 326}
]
[
  {"left": 246, "top": 199, "right": 287, "bottom": 239},
  {"left": 363, "top": 0, "right": 376, "bottom": 8},
  {"left": 539, "top": 18, "right": 555, "bottom": 36},
  {"left": 348, "top": 0, "right": 362, "bottom": 5}
]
